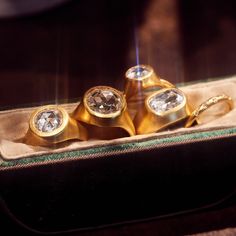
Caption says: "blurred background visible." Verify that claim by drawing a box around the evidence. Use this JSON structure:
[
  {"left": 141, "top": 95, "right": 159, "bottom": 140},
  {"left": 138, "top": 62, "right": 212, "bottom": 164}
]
[{"left": 0, "top": 0, "right": 235, "bottom": 108}]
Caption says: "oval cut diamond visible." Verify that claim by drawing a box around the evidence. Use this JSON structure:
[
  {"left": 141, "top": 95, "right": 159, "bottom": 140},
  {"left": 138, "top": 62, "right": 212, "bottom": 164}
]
[
  {"left": 35, "top": 109, "right": 63, "bottom": 132},
  {"left": 87, "top": 89, "right": 122, "bottom": 114},
  {"left": 127, "top": 65, "right": 150, "bottom": 79},
  {"left": 149, "top": 90, "right": 184, "bottom": 114}
]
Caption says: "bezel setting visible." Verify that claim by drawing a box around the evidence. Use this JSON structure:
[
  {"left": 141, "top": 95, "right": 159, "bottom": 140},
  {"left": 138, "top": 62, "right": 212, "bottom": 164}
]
[
  {"left": 125, "top": 65, "right": 153, "bottom": 81},
  {"left": 29, "top": 105, "right": 69, "bottom": 138},
  {"left": 84, "top": 86, "right": 125, "bottom": 119},
  {"left": 146, "top": 88, "right": 186, "bottom": 116}
]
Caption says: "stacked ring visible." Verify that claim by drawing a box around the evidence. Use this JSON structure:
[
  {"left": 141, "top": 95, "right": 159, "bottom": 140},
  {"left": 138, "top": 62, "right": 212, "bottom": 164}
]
[
  {"left": 124, "top": 65, "right": 175, "bottom": 119},
  {"left": 24, "top": 105, "right": 88, "bottom": 146},
  {"left": 124, "top": 64, "right": 175, "bottom": 102},
  {"left": 72, "top": 86, "right": 135, "bottom": 139},
  {"left": 134, "top": 88, "right": 192, "bottom": 134}
]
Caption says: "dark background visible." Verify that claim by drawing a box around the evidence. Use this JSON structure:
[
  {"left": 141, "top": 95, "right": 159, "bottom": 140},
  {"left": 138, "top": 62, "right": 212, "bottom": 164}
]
[{"left": 0, "top": 0, "right": 235, "bottom": 108}]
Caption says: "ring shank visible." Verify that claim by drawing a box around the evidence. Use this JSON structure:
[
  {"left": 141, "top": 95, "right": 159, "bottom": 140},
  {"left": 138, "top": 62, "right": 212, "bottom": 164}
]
[{"left": 185, "top": 94, "right": 233, "bottom": 128}]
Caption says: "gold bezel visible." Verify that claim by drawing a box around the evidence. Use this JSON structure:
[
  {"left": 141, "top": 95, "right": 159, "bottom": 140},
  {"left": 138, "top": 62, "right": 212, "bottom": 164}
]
[
  {"left": 29, "top": 105, "right": 69, "bottom": 138},
  {"left": 125, "top": 64, "right": 153, "bottom": 81},
  {"left": 83, "top": 86, "right": 126, "bottom": 119},
  {"left": 146, "top": 88, "right": 187, "bottom": 117}
]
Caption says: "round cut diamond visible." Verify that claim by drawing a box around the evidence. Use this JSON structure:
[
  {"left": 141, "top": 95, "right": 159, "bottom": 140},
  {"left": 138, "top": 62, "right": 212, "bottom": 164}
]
[
  {"left": 87, "top": 89, "right": 122, "bottom": 114},
  {"left": 149, "top": 90, "right": 184, "bottom": 114},
  {"left": 35, "top": 109, "right": 63, "bottom": 132},
  {"left": 127, "top": 65, "right": 150, "bottom": 79}
]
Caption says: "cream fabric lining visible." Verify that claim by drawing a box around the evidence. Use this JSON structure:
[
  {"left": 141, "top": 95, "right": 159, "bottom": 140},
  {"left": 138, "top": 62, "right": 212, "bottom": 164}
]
[{"left": 0, "top": 76, "right": 236, "bottom": 161}]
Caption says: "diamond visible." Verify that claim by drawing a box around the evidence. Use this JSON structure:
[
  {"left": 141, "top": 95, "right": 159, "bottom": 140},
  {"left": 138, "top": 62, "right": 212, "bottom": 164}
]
[
  {"left": 87, "top": 89, "right": 122, "bottom": 114},
  {"left": 149, "top": 90, "right": 184, "bottom": 114},
  {"left": 35, "top": 109, "right": 63, "bottom": 132},
  {"left": 127, "top": 65, "right": 150, "bottom": 79}
]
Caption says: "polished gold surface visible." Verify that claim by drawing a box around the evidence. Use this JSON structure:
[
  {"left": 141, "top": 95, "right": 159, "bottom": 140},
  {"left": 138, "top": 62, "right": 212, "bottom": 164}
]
[
  {"left": 72, "top": 86, "right": 136, "bottom": 139},
  {"left": 24, "top": 105, "right": 87, "bottom": 146},
  {"left": 124, "top": 64, "right": 175, "bottom": 102},
  {"left": 124, "top": 65, "right": 175, "bottom": 119},
  {"left": 185, "top": 94, "right": 234, "bottom": 128},
  {"left": 134, "top": 88, "right": 192, "bottom": 134}
]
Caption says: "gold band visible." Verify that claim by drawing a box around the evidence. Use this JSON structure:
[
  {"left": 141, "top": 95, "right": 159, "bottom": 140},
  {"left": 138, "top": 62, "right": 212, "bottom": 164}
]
[
  {"left": 72, "top": 86, "right": 136, "bottom": 139},
  {"left": 24, "top": 105, "right": 88, "bottom": 146},
  {"left": 134, "top": 88, "right": 192, "bottom": 134},
  {"left": 124, "top": 64, "right": 175, "bottom": 102},
  {"left": 185, "top": 94, "right": 234, "bottom": 128}
]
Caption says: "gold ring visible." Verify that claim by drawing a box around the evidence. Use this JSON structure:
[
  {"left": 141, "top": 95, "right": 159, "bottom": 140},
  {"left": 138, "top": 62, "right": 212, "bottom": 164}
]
[
  {"left": 134, "top": 88, "right": 192, "bottom": 134},
  {"left": 24, "top": 105, "right": 88, "bottom": 146},
  {"left": 72, "top": 86, "right": 136, "bottom": 139},
  {"left": 124, "top": 64, "right": 175, "bottom": 102},
  {"left": 185, "top": 94, "right": 234, "bottom": 128}
]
